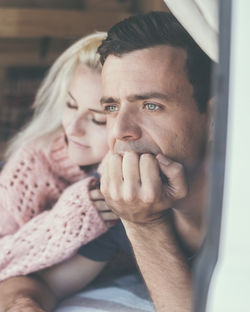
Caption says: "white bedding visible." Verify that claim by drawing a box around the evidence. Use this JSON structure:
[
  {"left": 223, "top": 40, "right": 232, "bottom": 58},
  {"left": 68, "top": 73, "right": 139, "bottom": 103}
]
[{"left": 55, "top": 272, "right": 155, "bottom": 312}]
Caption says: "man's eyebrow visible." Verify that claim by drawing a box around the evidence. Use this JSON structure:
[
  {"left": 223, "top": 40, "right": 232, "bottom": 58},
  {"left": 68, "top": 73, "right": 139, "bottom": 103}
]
[
  {"left": 88, "top": 108, "right": 106, "bottom": 114},
  {"left": 127, "top": 92, "right": 169, "bottom": 102},
  {"left": 100, "top": 97, "right": 119, "bottom": 105},
  {"left": 100, "top": 92, "right": 169, "bottom": 106}
]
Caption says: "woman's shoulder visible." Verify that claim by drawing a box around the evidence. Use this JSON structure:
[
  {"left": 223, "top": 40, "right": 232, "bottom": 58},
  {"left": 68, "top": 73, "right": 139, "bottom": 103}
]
[
  {"left": 3, "top": 132, "right": 63, "bottom": 172},
  {"left": 3, "top": 131, "right": 85, "bottom": 183},
  {"left": 3, "top": 142, "right": 50, "bottom": 176},
  {"left": 24, "top": 131, "right": 65, "bottom": 157}
]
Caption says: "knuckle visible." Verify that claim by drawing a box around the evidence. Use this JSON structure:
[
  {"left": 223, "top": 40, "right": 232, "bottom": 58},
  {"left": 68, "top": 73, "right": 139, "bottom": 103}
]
[
  {"left": 98, "top": 201, "right": 106, "bottom": 210},
  {"left": 110, "top": 188, "right": 121, "bottom": 202},
  {"left": 142, "top": 191, "right": 156, "bottom": 204},
  {"left": 169, "top": 162, "right": 184, "bottom": 176},
  {"left": 94, "top": 201, "right": 101, "bottom": 209},
  {"left": 91, "top": 189, "right": 98, "bottom": 198},
  {"left": 179, "top": 186, "right": 188, "bottom": 198},
  {"left": 175, "top": 185, "right": 188, "bottom": 199},
  {"left": 140, "top": 153, "right": 153, "bottom": 162},
  {"left": 111, "top": 153, "right": 122, "bottom": 164},
  {"left": 100, "top": 183, "right": 107, "bottom": 196},
  {"left": 123, "top": 189, "right": 137, "bottom": 202},
  {"left": 124, "top": 150, "right": 137, "bottom": 158}
]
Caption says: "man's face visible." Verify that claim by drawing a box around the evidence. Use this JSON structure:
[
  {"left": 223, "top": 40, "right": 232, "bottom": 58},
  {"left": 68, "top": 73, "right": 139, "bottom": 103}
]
[{"left": 101, "top": 45, "right": 209, "bottom": 173}]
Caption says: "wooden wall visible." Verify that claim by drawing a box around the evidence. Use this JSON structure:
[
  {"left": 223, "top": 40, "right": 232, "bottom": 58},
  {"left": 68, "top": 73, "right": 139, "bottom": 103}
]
[{"left": 0, "top": 0, "right": 169, "bottom": 158}]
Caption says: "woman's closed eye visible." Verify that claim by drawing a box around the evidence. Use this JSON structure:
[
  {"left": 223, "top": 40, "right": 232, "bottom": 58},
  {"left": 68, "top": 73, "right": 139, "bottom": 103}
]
[
  {"left": 66, "top": 101, "right": 78, "bottom": 110},
  {"left": 92, "top": 118, "right": 106, "bottom": 126},
  {"left": 90, "top": 112, "right": 106, "bottom": 126}
]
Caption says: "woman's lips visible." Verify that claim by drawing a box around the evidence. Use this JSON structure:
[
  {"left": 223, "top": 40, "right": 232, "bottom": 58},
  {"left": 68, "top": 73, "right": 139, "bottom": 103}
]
[{"left": 70, "top": 139, "right": 90, "bottom": 150}]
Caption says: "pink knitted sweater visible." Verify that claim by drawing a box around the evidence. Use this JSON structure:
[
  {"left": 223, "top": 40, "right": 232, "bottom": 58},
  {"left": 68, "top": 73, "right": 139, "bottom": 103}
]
[{"left": 0, "top": 134, "right": 107, "bottom": 281}]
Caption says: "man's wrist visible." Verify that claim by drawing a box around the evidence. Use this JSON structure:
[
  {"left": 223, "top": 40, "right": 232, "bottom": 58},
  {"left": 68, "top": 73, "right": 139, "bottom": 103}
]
[
  {"left": 121, "top": 208, "right": 173, "bottom": 229},
  {"left": 121, "top": 211, "right": 174, "bottom": 243}
]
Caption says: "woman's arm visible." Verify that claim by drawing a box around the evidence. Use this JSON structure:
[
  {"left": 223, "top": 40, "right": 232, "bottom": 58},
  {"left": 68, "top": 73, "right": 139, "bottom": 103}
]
[
  {"left": 0, "top": 255, "right": 107, "bottom": 312},
  {"left": 0, "top": 177, "right": 107, "bottom": 281},
  {"left": 0, "top": 146, "right": 65, "bottom": 237}
]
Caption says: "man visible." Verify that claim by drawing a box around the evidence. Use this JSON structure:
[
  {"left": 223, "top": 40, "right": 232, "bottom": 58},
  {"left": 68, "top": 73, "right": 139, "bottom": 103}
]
[
  {"left": 0, "top": 12, "right": 213, "bottom": 312},
  {"left": 97, "top": 12, "right": 212, "bottom": 311}
]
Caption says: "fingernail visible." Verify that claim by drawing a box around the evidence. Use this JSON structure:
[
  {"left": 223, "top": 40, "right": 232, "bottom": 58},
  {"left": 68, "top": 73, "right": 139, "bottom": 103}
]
[{"left": 156, "top": 154, "right": 171, "bottom": 166}]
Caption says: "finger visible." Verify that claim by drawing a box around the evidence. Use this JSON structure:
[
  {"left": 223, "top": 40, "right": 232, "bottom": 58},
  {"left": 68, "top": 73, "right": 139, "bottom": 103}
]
[
  {"left": 94, "top": 200, "right": 110, "bottom": 211},
  {"left": 122, "top": 151, "right": 141, "bottom": 202},
  {"left": 156, "top": 154, "right": 172, "bottom": 184},
  {"left": 122, "top": 151, "right": 140, "bottom": 183},
  {"left": 100, "top": 154, "right": 109, "bottom": 194},
  {"left": 104, "top": 153, "right": 123, "bottom": 200},
  {"left": 140, "top": 154, "right": 161, "bottom": 203},
  {"left": 156, "top": 154, "right": 188, "bottom": 200},
  {"left": 97, "top": 151, "right": 110, "bottom": 175},
  {"left": 105, "top": 220, "right": 118, "bottom": 228},
  {"left": 89, "top": 177, "right": 100, "bottom": 190},
  {"left": 108, "top": 153, "right": 123, "bottom": 184},
  {"left": 101, "top": 211, "right": 119, "bottom": 221},
  {"left": 90, "top": 189, "right": 104, "bottom": 201}
]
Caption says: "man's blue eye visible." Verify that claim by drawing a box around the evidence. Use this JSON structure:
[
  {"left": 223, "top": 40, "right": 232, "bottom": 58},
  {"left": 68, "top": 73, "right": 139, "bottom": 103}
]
[
  {"left": 144, "top": 103, "right": 160, "bottom": 111},
  {"left": 104, "top": 105, "right": 119, "bottom": 113}
]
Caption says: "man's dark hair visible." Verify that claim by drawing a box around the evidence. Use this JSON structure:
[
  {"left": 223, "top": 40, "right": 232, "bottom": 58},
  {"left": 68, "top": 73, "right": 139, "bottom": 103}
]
[{"left": 98, "top": 11, "right": 214, "bottom": 113}]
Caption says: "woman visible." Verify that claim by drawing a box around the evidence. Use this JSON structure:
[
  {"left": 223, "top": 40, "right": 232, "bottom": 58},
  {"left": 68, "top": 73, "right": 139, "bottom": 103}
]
[{"left": 0, "top": 32, "right": 117, "bottom": 281}]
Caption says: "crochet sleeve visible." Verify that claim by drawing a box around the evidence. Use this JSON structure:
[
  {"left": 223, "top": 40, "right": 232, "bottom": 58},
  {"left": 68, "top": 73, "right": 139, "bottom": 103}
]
[
  {"left": 0, "top": 146, "right": 66, "bottom": 237},
  {"left": 0, "top": 177, "right": 107, "bottom": 281}
]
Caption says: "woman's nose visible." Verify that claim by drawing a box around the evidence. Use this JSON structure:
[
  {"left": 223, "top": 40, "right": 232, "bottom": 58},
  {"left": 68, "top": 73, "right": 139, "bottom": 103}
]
[{"left": 67, "top": 115, "right": 87, "bottom": 137}]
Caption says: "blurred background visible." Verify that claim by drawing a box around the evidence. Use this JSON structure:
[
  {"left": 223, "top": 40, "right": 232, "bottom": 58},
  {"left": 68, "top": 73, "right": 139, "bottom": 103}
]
[{"left": 0, "top": 0, "right": 169, "bottom": 159}]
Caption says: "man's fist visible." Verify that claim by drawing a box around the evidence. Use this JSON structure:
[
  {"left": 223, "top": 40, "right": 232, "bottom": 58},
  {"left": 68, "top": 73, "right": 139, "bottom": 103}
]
[{"left": 100, "top": 151, "right": 188, "bottom": 224}]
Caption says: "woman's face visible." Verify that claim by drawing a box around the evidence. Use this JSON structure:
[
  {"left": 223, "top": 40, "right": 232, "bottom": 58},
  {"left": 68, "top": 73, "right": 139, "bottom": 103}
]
[{"left": 62, "top": 64, "right": 108, "bottom": 166}]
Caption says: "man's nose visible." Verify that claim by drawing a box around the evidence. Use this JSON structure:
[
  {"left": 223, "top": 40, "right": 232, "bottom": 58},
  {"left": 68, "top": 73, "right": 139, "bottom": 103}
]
[{"left": 112, "top": 110, "right": 142, "bottom": 141}]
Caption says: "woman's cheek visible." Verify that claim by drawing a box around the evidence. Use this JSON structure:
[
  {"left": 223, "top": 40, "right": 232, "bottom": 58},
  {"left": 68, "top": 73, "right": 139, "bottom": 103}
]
[
  {"left": 97, "top": 129, "right": 109, "bottom": 152},
  {"left": 61, "top": 111, "right": 70, "bottom": 131},
  {"left": 62, "top": 110, "right": 75, "bottom": 133}
]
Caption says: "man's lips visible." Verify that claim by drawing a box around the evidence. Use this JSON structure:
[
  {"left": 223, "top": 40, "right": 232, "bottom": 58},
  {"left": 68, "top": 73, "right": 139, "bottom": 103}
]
[
  {"left": 70, "top": 139, "right": 90, "bottom": 150},
  {"left": 113, "top": 141, "right": 161, "bottom": 156},
  {"left": 117, "top": 151, "right": 157, "bottom": 157}
]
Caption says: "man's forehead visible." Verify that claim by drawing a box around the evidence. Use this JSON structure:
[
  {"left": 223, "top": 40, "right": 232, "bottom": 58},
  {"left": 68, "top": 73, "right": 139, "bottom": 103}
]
[
  {"left": 102, "top": 45, "right": 187, "bottom": 72},
  {"left": 101, "top": 46, "right": 189, "bottom": 101}
]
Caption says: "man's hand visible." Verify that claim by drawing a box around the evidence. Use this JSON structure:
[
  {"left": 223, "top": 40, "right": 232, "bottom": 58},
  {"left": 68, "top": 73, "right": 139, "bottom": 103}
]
[
  {"left": 101, "top": 152, "right": 192, "bottom": 312},
  {"left": 100, "top": 151, "right": 188, "bottom": 224}
]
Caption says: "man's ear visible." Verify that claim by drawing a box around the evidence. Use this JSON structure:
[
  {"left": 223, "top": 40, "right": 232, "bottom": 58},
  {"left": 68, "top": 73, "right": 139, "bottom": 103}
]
[{"left": 206, "top": 97, "right": 215, "bottom": 142}]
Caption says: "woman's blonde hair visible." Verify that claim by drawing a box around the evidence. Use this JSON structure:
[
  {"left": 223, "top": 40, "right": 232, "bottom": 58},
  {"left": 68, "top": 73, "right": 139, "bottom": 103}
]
[{"left": 5, "top": 31, "right": 107, "bottom": 159}]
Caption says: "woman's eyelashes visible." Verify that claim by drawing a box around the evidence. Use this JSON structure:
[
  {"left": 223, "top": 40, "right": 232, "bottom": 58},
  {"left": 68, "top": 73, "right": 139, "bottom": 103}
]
[
  {"left": 66, "top": 101, "right": 78, "bottom": 110},
  {"left": 65, "top": 98, "right": 106, "bottom": 125},
  {"left": 88, "top": 109, "right": 107, "bottom": 126},
  {"left": 91, "top": 118, "right": 106, "bottom": 126}
]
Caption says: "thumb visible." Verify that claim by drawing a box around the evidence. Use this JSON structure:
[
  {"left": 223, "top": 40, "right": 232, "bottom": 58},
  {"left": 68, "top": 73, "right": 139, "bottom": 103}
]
[
  {"left": 156, "top": 154, "right": 188, "bottom": 200},
  {"left": 156, "top": 154, "right": 172, "bottom": 183}
]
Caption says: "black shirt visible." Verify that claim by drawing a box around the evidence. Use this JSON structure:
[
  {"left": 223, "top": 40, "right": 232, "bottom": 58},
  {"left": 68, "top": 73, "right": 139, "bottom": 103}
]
[{"left": 78, "top": 220, "right": 133, "bottom": 262}]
